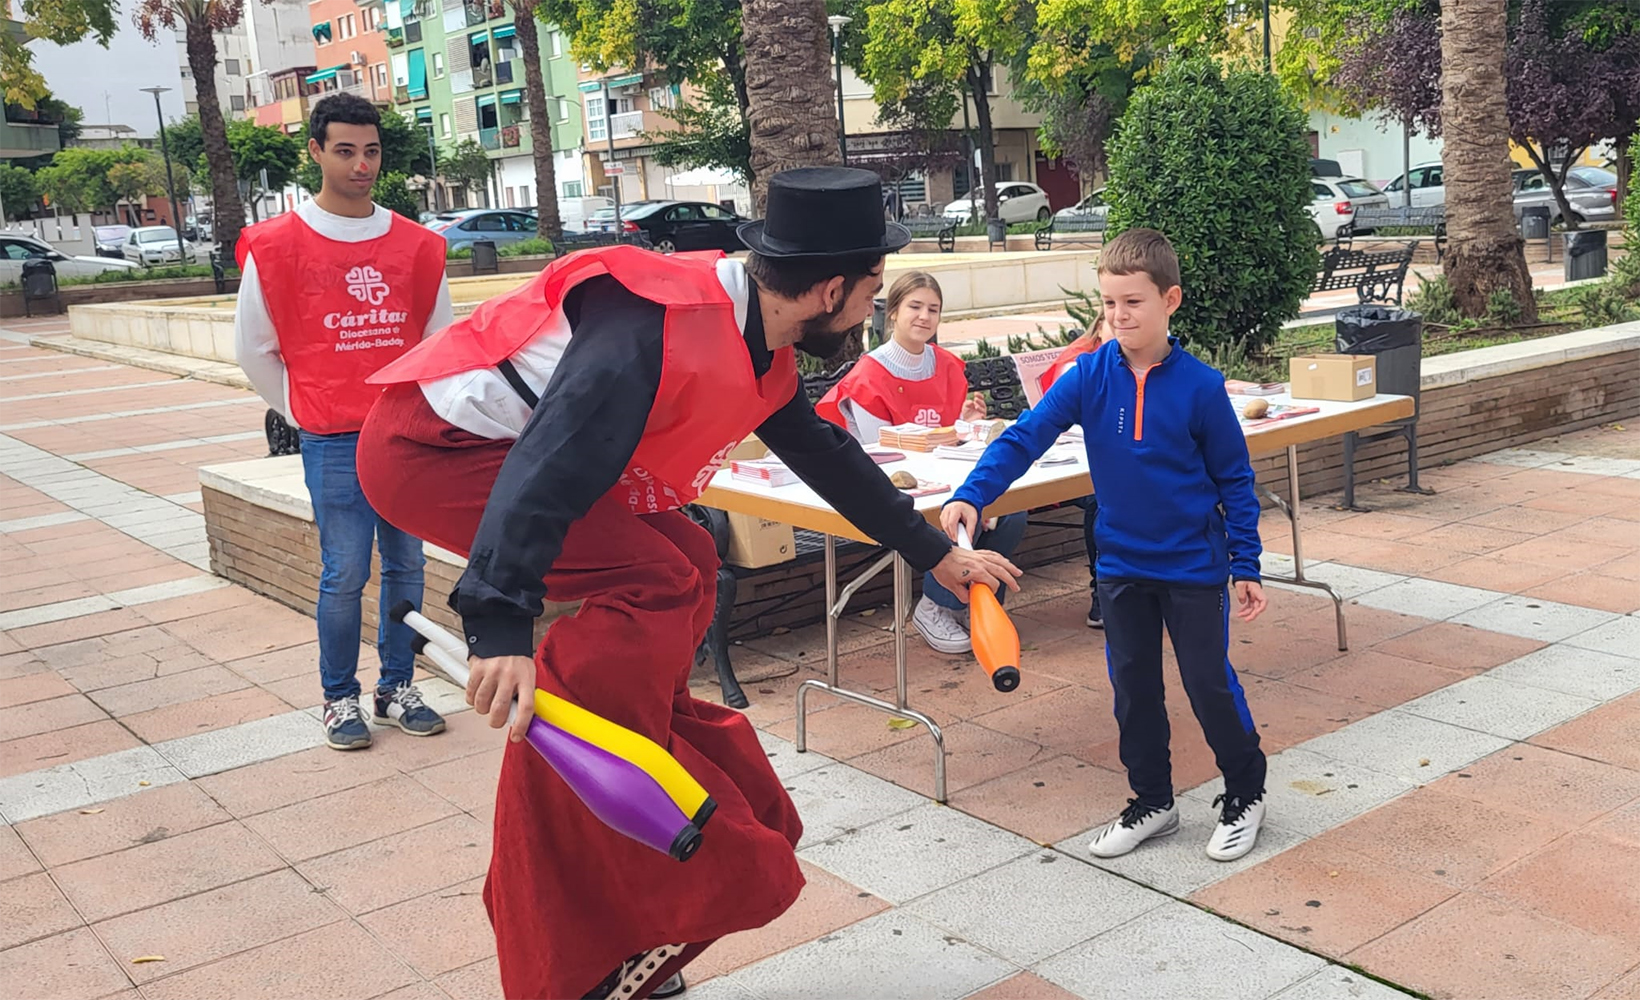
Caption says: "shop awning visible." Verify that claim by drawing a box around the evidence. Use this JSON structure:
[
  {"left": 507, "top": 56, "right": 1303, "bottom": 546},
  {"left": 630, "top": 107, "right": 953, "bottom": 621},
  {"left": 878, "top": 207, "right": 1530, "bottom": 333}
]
[
  {"left": 500, "top": 90, "right": 522, "bottom": 105},
  {"left": 415, "top": 107, "right": 433, "bottom": 122},
  {"left": 492, "top": 24, "right": 516, "bottom": 40},
  {"left": 310, "top": 22, "right": 332, "bottom": 42},
  {"left": 477, "top": 93, "right": 498, "bottom": 109},
  {"left": 407, "top": 48, "right": 428, "bottom": 99},
  {"left": 305, "top": 64, "right": 343, "bottom": 83}
]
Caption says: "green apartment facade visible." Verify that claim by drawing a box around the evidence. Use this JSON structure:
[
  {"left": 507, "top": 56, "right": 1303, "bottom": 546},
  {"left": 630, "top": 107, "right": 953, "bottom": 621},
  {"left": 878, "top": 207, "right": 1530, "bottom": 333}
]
[{"left": 384, "top": 0, "right": 584, "bottom": 210}]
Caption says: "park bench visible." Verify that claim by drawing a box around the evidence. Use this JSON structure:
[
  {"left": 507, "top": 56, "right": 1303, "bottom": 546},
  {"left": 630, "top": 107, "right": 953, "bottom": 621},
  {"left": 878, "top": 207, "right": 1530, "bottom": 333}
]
[
  {"left": 553, "top": 230, "right": 652, "bottom": 256},
  {"left": 1342, "top": 204, "right": 1447, "bottom": 260},
  {"left": 1034, "top": 215, "right": 1106, "bottom": 251},
  {"left": 904, "top": 215, "right": 958, "bottom": 253},
  {"left": 1311, "top": 241, "right": 1420, "bottom": 305}
]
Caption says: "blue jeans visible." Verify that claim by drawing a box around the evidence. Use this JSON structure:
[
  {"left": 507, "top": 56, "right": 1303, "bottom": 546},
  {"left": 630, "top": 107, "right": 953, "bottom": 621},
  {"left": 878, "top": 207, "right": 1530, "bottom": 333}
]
[
  {"left": 1079, "top": 495, "right": 1099, "bottom": 582},
  {"left": 924, "top": 511, "right": 1029, "bottom": 610},
  {"left": 300, "top": 431, "right": 425, "bottom": 702}
]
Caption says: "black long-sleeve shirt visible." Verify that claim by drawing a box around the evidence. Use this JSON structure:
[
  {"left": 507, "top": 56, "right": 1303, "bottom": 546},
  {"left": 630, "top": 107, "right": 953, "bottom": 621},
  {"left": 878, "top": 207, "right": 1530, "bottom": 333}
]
[{"left": 453, "top": 274, "right": 954, "bottom": 658}]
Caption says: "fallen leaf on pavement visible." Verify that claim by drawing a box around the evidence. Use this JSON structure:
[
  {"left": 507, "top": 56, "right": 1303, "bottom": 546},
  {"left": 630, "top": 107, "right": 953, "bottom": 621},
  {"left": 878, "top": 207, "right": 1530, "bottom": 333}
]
[
  {"left": 131, "top": 956, "right": 166, "bottom": 965},
  {"left": 1418, "top": 758, "right": 1430, "bottom": 767},
  {"left": 888, "top": 718, "right": 917, "bottom": 730},
  {"left": 78, "top": 808, "right": 104, "bottom": 815}
]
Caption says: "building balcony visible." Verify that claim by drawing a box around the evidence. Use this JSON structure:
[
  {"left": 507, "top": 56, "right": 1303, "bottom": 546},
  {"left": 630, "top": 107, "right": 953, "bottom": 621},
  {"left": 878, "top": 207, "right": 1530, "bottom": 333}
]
[
  {"left": 609, "top": 110, "right": 644, "bottom": 140},
  {"left": 479, "top": 127, "right": 500, "bottom": 150},
  {"left": 495, "top": 61, "right": 514, "bottom": 85},
  {"left": 471, "top": 64, "right": 494, "bottom": 89},
  {"left": 385, "top": 26, "right": 404, "bottom": 47},
  {"left": 0, "top": 118, "right": 61, "bottom": 158},
  {"left": 500, "top": 124, "right": 521, "bottom": 148},
  {"left": 394, "top": 85, "right": 410, "bottom": 105}
]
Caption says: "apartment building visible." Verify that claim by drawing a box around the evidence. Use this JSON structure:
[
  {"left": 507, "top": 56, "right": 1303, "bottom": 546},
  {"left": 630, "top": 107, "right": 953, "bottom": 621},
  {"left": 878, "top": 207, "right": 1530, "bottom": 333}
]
[
  {"left": 384, "top": 0, "right": 584, "bottom": 210},
  {"left": 177, "top": 0, "right": 315, "bottom": 118}
]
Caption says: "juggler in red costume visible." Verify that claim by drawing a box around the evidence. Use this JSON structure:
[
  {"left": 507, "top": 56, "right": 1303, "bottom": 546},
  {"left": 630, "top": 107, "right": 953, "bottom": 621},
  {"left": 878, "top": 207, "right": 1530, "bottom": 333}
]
[{"left": 355, "top": 168, "right": 1021, "bottom": 1000}]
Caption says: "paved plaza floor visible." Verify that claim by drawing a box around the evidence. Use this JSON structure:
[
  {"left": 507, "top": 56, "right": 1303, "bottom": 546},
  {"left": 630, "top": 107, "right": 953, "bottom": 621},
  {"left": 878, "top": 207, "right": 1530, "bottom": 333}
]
[{"left": 3, "top": 327, "right": 1640, "bottom": 1000}]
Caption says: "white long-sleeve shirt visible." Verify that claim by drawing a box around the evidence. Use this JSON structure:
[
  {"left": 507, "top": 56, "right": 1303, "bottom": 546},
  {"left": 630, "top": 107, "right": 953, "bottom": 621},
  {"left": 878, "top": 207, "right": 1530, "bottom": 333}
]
[
  {"left": 234, "top": 200, "right": 455, "bottom": 428},
  {"left": 837, "top": 338, "right": 938, "bottom": 444}
]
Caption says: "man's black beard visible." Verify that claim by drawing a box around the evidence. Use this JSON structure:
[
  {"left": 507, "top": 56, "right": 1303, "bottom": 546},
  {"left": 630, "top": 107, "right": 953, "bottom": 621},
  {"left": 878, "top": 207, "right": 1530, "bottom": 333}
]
[{"left": 794, "top": 311, "right": 853, "bottom": 359}]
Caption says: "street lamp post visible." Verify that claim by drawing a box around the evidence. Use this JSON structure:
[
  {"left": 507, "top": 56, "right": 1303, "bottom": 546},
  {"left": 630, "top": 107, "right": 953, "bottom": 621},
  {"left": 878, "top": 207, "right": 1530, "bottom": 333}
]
[
  {"left": 827, "top": 15, "right": 851, "bottom": 164},
  {"left": 140, "top": 86, "right": 187, "bottom": 245},
  {"left": 423, "top": 123, "right": 440, "bottom": 212}
]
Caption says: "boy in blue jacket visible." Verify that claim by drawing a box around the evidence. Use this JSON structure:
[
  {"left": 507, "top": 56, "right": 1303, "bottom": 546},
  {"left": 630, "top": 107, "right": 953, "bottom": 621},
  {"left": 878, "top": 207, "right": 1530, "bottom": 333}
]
[{"left": 942, "top": 228, "right": 1270, "bottom": 862}]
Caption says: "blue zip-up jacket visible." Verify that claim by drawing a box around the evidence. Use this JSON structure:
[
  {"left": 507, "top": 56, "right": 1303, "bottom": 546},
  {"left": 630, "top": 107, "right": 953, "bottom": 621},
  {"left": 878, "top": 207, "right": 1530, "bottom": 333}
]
[{"left": 951, "top": 338, "right": 1263, "bottom": 586}]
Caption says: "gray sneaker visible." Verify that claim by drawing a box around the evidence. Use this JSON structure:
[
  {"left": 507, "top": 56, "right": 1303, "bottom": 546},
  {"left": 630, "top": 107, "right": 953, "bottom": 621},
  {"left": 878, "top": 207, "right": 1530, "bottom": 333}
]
[
  {"left": 323, "top": 695, "right": 372, "bottom": 750},
  {"left": 373, "top": 683, "right": 446, "bottom": 736},
  {"left": 911, "top": 595, "right": 972, "bottom": 654}
]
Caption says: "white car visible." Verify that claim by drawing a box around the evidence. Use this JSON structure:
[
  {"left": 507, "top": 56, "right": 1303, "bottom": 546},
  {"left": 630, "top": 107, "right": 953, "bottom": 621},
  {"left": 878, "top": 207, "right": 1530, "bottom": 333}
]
[
  {"left": 0, "top": 235, "right": 140, "bottom": 283},
  {"left": 1380, "top": 162, "right": 1445, "bottom": 208},
  {"left": 1310, "top": 177, "right": 1389, "bottom": 240},
  {"left": 943, "top": 182, "right": 1053, "bottom": 225},
  {"left": 121, "top": 226, "right": 197, "bottom": 266},
  {"left": 1055, "top": 187, "right": 1108, "bottom": 223}
]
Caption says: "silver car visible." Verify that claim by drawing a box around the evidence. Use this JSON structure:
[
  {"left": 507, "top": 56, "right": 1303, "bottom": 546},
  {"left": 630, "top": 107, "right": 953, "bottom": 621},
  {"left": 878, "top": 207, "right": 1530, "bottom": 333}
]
[
  {"left": 1513, "top": 166, "right": 1618, "bottom": 226},
  {"left": 121, "top": 226, "right": 197, "bottom": 266},
  {"left": 1054, "top": 188, "right": 1108, "bottom": 223}
]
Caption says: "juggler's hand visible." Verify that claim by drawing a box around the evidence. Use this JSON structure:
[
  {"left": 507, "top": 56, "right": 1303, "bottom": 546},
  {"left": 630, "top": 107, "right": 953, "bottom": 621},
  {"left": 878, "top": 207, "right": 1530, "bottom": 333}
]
[
  {"left": 466, "top": 654, "right": 537, "bottom": 743},
  {"left": 932, "top": 502, "right": 1023, "bottom": 603}
]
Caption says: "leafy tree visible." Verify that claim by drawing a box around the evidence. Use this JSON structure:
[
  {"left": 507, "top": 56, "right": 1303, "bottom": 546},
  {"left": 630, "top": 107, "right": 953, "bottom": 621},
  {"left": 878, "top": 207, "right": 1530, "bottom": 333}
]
[
  {"left": 441, "top": 138, "right": 495, "bottom": 194},
  {"left": 372, "top": 171, "right": 420, "bottom": 220},
  {"left": 856, "top": 0, "right": 1036, "bottom": 224},
  {"left": 1104, "top": 57, "right": 1318, "bottom": 353},
  {"left": 106, "top": 160, "right": 160, "bottom": 226},
  {"left": 35, "top": 145, "right": 150, "bottom": 214},
  {"left": 163, "top": 115, "right": 207, "bottom": 176},
  {"left": 643, "top": 74, "right": 753, "bottom": 182},
  {"left": 0, "top": 164, "right": 41, "bottom": 220},
  {"left": 544, "top": 0, "right": 751, "bottom": 178},
  {"left": 1, "top": 1, "right": 119, "bottom": 109},
  {"left": 225, "top": 119, "right": 302, "bottom": 221}
]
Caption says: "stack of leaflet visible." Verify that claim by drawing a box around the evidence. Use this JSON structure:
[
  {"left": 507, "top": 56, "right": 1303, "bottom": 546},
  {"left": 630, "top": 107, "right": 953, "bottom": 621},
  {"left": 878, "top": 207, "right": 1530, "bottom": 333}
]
[
  {"left": 729, "top": 457, "right": 798, "bottom": 487},
  {"left": 933, "top": 440, "right": 988, "bottom": 462},
  {"left": 1036, "top": 446, "right": 1080, "bottom": 467},
  {"left": 1224, "top": 380, "right": 1286, "bottom": 397},
  {"left": 878, "top": 423, "right": 960, "bottom": 452}
]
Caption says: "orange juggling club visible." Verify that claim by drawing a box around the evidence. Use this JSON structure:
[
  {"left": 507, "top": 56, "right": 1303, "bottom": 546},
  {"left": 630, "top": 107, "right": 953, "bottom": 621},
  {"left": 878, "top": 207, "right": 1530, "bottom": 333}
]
[{"left": 956, "top": 523, "right": 1021, "bottom": 692}]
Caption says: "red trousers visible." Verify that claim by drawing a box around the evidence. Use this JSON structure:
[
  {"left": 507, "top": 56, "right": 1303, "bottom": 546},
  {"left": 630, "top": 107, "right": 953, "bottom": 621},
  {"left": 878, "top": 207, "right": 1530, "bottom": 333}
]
[{"left": 357, "top": 384, "right": 805, "bottom": 999}]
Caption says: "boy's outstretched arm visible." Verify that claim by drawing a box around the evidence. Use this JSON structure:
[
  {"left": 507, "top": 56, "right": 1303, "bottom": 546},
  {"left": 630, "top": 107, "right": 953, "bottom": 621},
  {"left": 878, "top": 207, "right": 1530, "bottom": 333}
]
[
  {"left": 1198, "top": 384, "right": 1265, "bottom": 584},
  {"left": 946, "top": 361, "right": 1084, "bottom": 533}
]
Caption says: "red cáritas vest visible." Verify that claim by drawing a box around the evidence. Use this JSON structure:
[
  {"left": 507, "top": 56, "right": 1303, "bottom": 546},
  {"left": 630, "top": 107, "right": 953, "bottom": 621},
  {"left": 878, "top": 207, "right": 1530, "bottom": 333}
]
[
  {"left": 371, "top": 246, "right": 798, "bottom": 514},
  {"left": 237, "top": 210, "right": 447, "bottom": 434},
  {"left": 814, "top": 347, "right": 969, "bottom": 431},
  {"left": 1039, "top": 336, "right": 1097, "bottom": 396}
]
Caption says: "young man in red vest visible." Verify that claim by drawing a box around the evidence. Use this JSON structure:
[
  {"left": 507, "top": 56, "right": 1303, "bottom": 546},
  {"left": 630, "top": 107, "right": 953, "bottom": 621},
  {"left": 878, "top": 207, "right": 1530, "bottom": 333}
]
[
  {"left": 235, "top": 93, "right": 454, "bottom": 751},
  {"left": 355, "top": 167, "right": 1021, "bottom": 1000}
]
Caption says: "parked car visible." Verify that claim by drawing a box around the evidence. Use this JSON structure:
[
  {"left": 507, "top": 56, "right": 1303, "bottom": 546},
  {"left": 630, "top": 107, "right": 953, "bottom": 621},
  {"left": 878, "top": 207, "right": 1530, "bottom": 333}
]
[
  {"left": 0, "top": 235, "right": 140, "bottom": 282},
  {"left": 425, "top": 209, "right": 542, "bottom": 251},
  {"left": 942, "top": 182, "right": 1054, "bottom": 225},
  {"left": 1054, "top": 187, "right": 1108, "bottom": 223},
  {"left": 1512, "top": 166, "right": 1618, "bottom": 226},
  {"left": 1310, "top": 177, "right": 1389, "bottom": 240},
  {"left": 1379, "top": 161, "right": 1445, "bottom": 208},
  {"left": 585, "top": 201, "right": 663, "bottom": 234},
  {"left": 558, "top": 195, "right": 615, "bottom": 234},
  {"left": 610, "top": 200, "right": 750, "bottom": 253},
  {"left": 93, "top": 225, "right": 132, "bottom": 258},
  {"left": 121, "top": 226, "right": 197, "bottom": 266}
]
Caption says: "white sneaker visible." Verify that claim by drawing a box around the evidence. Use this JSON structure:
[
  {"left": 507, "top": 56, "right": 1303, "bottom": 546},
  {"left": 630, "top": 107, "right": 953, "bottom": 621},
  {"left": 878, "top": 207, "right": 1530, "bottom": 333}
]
[
  {"left": 911, "top": 595, "right": 971, "bottom": 654},
  {"left": 1086, "top": 798, "right": 1180, "bottom": 858},
  {"left": 1206, "top": 792, "right": 1266, "bottom": 861}
]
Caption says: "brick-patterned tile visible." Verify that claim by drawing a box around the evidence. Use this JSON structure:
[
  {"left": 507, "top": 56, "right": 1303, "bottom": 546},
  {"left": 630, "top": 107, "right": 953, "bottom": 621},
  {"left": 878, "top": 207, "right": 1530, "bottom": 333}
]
[
  {"left": 688, "top": 860, "right": 890, "bottom": 981},
  {"left": 14, "top": 780, "right": 230, "bottom": 867}
]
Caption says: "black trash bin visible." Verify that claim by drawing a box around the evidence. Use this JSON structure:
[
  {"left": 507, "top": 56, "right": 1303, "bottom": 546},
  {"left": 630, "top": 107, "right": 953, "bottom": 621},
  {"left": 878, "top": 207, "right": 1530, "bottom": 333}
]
[
  {"left": 869, "top": 296, "right": 887, "bottom": 348},
  {"left": 471, "top": 239, "right": 499, "bottom": 274},
  {"left": 21, "top": 258, "right": 60, "bottom": 316},
  {"left": 1520, "top": 205, "right": 1550, "bottom": 241},
  {"left": 1333, "top": 304, "right": 1430, "bottom": 508},
  {"left": 1565, "top": 229, "right": 1608, "bottom": 282}
]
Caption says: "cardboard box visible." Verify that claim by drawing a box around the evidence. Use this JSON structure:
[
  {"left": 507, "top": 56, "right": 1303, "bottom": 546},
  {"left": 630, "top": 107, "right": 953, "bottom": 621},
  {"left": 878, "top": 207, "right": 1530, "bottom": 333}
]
[
  {"left": 725, "top": 511, "right": 795, "bottom": 568},
  {"left": 727, "top": 434, "right": 768, "bottom": 461},
  {"left": 1289, "top": 354, "right": 1377, "bottom": 401}
]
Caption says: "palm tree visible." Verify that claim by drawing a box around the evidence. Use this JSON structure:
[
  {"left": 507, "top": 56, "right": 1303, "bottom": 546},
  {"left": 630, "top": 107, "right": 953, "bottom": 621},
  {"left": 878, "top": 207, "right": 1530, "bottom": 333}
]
[
  {"left": 1439, "top": 0, "right": 1536, "bottom": 319},
  {"left": 508, "top": 0, "right": 562, "bottom": 240},
  {"left": 741, "top": 0, "right": 841, "bottom": 212},
  {"left": 134, "top": 0, "right": 252, "bottom": 252}
]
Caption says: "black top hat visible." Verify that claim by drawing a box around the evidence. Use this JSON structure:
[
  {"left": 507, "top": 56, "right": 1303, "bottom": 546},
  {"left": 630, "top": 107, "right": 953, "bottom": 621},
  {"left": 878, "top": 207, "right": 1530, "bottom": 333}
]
[{"left": 738, "top": 167, "right": 911, "bottom": 258}]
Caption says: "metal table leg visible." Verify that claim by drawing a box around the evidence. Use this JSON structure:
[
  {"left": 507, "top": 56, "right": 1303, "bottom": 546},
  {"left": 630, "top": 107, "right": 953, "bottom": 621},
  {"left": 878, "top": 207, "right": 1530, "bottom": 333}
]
[
  {"left": 794, "top": 538, "right": 948, "bottom": 802},
  {"left": 1257, "top": 445, "right": 1349, "bottom": 651}
]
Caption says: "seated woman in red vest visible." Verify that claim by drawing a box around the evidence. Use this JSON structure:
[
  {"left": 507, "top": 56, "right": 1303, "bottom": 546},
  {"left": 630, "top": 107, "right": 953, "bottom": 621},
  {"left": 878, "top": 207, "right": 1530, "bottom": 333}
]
[
  {"left": 818, "top": 271, "right": 1028, "bottom": 655},
  {"left": 1038, "top": 308, "right": 1109, "bottom": 629}
]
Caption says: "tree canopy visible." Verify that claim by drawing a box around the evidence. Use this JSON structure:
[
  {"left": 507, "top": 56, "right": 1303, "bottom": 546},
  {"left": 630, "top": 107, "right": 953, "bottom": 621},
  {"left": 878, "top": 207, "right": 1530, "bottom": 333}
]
[{"left": 2, "top": 0, "right": 120, "bottom": 108}]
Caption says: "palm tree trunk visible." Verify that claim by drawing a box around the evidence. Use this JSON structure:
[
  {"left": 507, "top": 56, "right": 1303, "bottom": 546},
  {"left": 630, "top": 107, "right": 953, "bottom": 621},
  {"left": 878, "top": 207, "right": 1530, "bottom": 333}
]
[
  {"left": 742, "top": 0, "right": 841, "bottom": 213},
  {"left": 511, "top": 0, "right": 561, "bottom": 241},
  {"left": 185, "top": 16, "right": 246, "bottom": 251},
  {"left": 1439, "top": 0, "right": 1536, "bottom": 319},
  {"left": 723, "top": 44, "right": 756, "bottom": 191}
]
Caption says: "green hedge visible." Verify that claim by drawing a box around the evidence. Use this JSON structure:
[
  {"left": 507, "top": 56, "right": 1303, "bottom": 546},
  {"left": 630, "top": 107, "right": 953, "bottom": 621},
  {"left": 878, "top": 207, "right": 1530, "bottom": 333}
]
[{"left": 1105, "top": 57, "right": 1319, "bottom": 353}]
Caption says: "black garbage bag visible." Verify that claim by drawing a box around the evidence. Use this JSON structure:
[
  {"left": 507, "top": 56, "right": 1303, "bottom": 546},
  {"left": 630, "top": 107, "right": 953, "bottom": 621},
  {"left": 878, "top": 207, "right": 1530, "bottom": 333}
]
[{"left": 1335, "top": 305, "right": 1422, "bottom": 354}]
